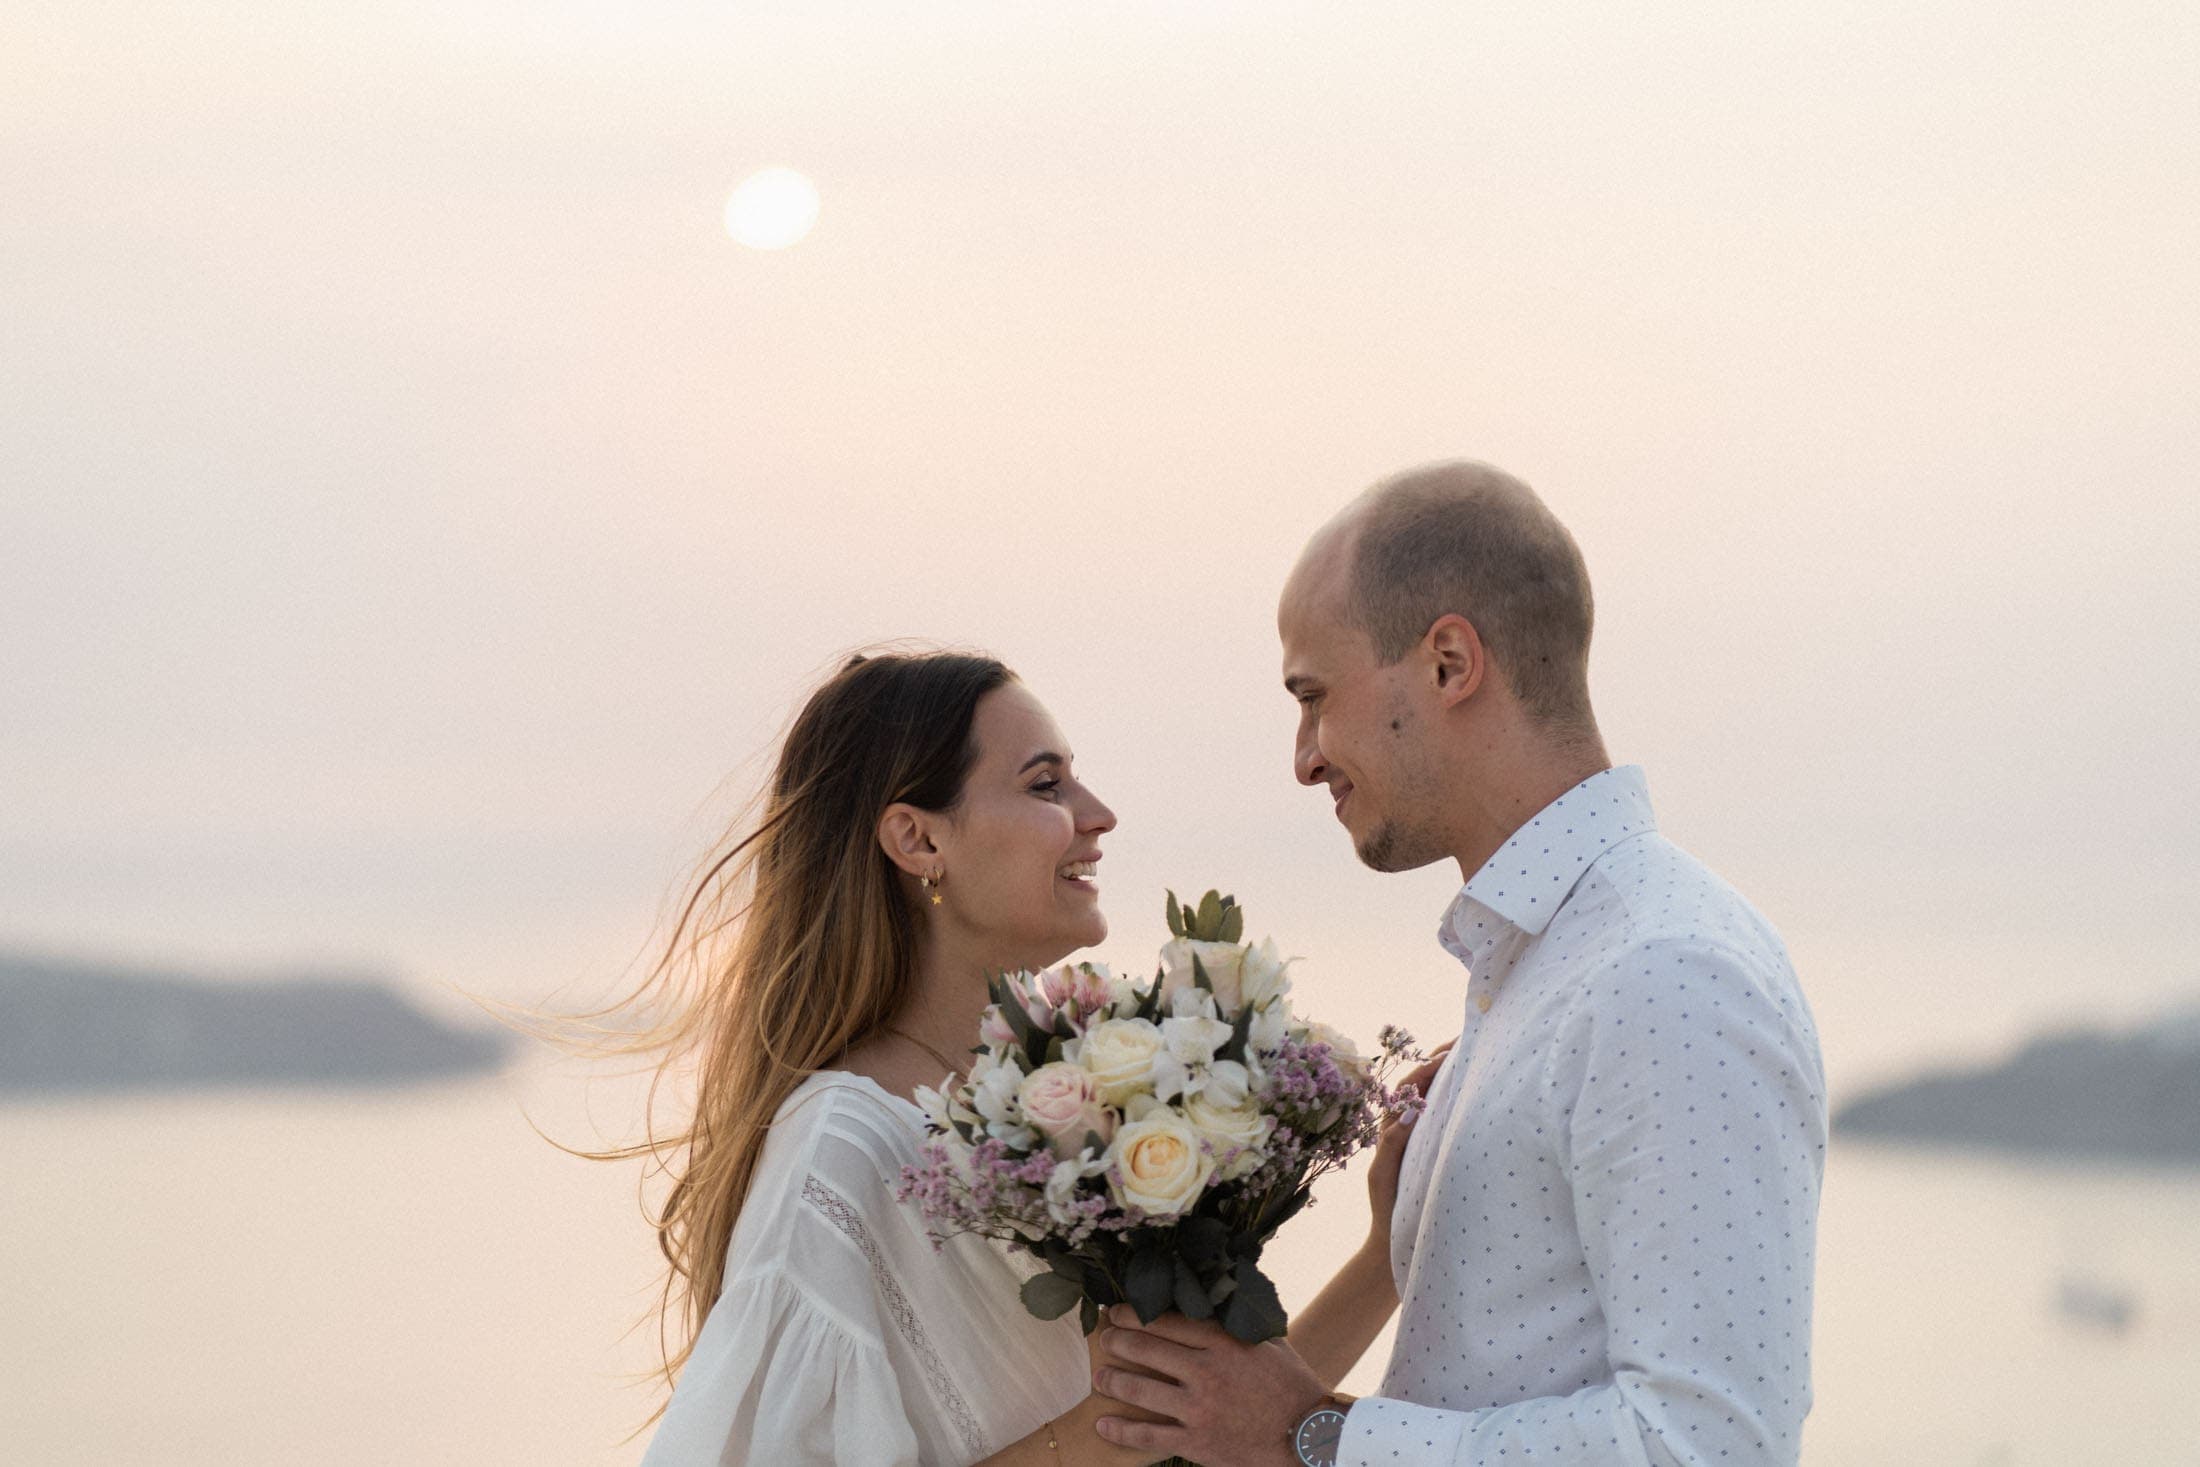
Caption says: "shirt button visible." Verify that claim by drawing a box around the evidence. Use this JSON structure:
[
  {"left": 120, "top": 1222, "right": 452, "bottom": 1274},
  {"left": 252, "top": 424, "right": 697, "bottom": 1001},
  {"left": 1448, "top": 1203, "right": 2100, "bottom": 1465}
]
[{"left": 1475, "top": 992, "right": 1493, "bottom": 1014}]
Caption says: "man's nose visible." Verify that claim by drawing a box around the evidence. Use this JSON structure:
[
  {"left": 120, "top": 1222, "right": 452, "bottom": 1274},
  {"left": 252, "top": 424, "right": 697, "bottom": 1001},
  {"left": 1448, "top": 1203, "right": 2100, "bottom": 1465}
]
[{"left": 1295, "top": 735, "right": 1328, "bottom": 788}]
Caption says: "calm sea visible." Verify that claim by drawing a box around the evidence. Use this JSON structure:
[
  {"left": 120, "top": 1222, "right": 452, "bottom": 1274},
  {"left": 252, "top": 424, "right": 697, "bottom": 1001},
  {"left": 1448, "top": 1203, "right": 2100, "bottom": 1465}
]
[{"left": 4, "top": 1065, "right": 2196, "bottom": 1466}]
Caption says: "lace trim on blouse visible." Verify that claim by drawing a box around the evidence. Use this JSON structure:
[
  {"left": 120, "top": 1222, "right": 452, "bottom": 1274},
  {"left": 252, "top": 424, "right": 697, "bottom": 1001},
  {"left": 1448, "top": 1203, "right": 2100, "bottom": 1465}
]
[{"left": 800, "top": 1174, "right": 987, "bottom": 1460}]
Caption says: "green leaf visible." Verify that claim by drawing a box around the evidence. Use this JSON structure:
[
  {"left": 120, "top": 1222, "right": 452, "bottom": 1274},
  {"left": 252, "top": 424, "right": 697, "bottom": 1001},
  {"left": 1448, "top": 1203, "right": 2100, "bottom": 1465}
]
[
  {"left": 1165, "top": 890, "right": 1183, "bottom": 938},
  {"left": 1079, "top": 1294, "right": 1100, "bottom": 1335},
  {"left": 1219, "top": 1259, "right": 1289, "bottom": 1342},
  {"left": 1172, "top": 1257, "right": 1215, "bottom": 1320},
  {"left": 1176, "top": 1216, "right": 1231, "bottom": 1275},
  {"left": 1196, "top": 890, "right": 1223, "bottom": 939},
  {"left": 1191, "top": 953, "right": 1214, "bottom": 994},
  {"left": 1219, "top": 904, "right": 1244, "bottom": 944},
  {"left": 1044, "top": 1035, "right": 1066, "bottom": 1064},
  {"left": 1124, "top": 1243, "right": 1176, "bottom": 1324},
  {"left": 1216, "top": 1004, "right": 1255, "bottom": 1066},
  {"left": 1022, "top": 1271, "right": 1083, "bottom": 1321}
]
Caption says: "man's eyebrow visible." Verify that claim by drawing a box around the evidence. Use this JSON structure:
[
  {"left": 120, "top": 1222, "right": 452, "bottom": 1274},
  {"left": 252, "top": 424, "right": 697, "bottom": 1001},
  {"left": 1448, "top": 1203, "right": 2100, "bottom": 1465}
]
[{"left": 1018, "top": 751, "right": 1067, "bottom": 773}]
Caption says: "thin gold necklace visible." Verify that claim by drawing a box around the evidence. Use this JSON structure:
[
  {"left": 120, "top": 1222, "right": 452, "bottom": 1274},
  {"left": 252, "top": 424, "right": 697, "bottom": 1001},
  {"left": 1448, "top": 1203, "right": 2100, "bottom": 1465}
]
[{"left": 886, "top": 1025, "right": 964, "bottom": 1083}]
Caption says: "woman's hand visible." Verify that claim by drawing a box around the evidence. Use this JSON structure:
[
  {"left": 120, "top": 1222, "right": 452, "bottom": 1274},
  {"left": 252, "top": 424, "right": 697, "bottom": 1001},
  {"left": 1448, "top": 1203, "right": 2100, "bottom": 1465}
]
[{"left": 1366, "top": 1039, "right": 1452, "bottom": 1254}]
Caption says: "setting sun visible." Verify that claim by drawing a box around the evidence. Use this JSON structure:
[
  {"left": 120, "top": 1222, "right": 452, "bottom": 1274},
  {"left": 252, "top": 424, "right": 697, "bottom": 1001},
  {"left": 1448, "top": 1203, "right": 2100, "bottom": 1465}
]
[{"left": 723, "top": 167, "right": 819, "bottom": 250}]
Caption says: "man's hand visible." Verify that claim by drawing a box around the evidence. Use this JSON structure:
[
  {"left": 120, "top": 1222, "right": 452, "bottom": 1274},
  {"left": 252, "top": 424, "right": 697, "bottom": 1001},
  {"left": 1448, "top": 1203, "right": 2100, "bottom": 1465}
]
[
  {"left": 1090, "top": 1306, "right": 1327, "bottom": 1467},
  {"left": 1367, "top": 1039, "right": 1452, "bottom": 1253}
]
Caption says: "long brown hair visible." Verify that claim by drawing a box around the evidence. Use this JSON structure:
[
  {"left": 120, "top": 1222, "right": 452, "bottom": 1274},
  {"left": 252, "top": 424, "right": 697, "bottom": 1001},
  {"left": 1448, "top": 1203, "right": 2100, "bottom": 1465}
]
[{"left": 554, "top": 649, "right": 1014, "bottom": 1419}]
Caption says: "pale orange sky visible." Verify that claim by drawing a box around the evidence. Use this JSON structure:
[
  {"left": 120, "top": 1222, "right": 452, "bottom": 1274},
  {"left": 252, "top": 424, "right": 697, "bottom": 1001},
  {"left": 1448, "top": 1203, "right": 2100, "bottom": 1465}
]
[{"left": 5, "top": 0, "right": 2198, "bottom": 1090}]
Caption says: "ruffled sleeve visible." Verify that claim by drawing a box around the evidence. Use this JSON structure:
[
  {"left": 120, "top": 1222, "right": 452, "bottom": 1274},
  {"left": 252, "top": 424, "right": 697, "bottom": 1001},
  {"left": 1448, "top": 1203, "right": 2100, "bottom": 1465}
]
[{"left": 639, "top": 1270, "right": 921, "bottom": 1467}]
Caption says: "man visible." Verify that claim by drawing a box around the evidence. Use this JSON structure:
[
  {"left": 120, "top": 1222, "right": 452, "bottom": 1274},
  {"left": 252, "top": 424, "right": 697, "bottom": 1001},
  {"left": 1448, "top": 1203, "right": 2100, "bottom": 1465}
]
[{"left": 1092, "top": 461, "right": 1828, "bottom": 1466}]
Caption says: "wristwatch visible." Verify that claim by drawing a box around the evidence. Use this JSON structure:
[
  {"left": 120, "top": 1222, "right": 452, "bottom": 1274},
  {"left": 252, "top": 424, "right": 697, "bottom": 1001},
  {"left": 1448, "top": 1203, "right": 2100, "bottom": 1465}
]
[{"left": 1289, "top": 1392, "right": 1357, "bottom": 1467}]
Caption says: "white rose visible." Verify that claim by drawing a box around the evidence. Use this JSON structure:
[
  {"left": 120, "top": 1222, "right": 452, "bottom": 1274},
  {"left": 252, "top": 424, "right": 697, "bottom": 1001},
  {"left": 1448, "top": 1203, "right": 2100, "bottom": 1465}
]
[
  {"left": 1075, "top": 1018, "right": 1165, "bottom": 1106},
  {"left": 1018, "top": 1061, "right": 1116, "bottom": 1158},
  {"left": 1183, "top": 1090, "right": 1275, "bottom": 1180},
  {"left": 1107, "top": 1108, "right": 1216, "bottom": 1216},
  {"left": 1158, "top": 937, "right": 1250, "bottom": 1011}
]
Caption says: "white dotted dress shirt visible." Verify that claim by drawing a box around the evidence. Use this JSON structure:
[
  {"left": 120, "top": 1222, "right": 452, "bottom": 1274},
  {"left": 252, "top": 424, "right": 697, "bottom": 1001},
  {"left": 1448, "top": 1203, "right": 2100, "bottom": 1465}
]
[{"left": 1344, "top": 765, "right": 1827, "bottom": 1467}]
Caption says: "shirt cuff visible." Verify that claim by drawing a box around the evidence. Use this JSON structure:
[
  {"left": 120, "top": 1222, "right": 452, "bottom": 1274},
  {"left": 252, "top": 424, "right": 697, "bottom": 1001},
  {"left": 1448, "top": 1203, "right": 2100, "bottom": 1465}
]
[{"left": 1339, "top": 1395, "right": 1468, "bottom": 1467}]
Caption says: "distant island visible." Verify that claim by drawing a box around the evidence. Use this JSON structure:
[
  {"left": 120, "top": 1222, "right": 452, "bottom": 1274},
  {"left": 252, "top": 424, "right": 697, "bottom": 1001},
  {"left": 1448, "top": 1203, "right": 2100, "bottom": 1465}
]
[
  {"left": 0, "top": 952, "right": 513, "bottom": 1095},
  {"left": 1835, "top": 1005, "right": 2200, "bottom": 1164}
]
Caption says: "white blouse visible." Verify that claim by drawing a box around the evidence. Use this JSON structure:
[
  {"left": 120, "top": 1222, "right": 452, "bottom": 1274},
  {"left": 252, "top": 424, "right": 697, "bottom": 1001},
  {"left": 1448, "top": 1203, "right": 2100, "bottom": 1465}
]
[{"left": 639, "top": 1070, "right": 1091, "bottom": 1467}]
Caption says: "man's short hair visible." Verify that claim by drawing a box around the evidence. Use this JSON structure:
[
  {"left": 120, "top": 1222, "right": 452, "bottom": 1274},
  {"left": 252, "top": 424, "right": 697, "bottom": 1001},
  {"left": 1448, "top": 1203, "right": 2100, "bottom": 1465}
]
[{"left": 1347, "top": 462, "right": 1596, "bottom": 730}]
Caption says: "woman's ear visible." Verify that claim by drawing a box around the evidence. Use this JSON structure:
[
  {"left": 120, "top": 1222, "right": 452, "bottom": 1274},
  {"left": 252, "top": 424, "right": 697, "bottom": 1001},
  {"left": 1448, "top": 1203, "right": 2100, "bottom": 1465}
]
[{"left": 877, "top": 803, "right": 942, "bottom": 877}]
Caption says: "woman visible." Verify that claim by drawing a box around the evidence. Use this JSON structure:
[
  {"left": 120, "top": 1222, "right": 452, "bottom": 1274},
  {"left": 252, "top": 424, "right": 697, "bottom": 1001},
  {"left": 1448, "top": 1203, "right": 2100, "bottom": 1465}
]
[{"left": 612, "top": 650, "right": 1149, "bottom": 1465}]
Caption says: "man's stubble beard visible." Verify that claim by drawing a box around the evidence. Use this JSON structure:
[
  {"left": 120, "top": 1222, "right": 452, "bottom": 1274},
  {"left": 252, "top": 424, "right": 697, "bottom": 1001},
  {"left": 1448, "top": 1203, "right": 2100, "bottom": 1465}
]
[
  {"left": 1351, "top": 690, "right": 1453, "bottom": 873},
  {"left": 1354, "top": 815, "right": 1449, "bottom": 873}
]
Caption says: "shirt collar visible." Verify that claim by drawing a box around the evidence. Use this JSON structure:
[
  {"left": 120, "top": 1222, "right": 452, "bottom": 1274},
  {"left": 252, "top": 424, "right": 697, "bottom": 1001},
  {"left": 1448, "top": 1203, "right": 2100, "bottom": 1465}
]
[{"left": 1438, "top": 765, "right": 1658, "bottom": 964}]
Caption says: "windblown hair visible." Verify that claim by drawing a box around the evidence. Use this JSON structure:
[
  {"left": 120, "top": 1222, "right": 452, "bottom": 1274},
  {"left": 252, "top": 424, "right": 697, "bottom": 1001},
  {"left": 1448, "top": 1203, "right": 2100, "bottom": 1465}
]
[
  {"left": 1347, "top": 461, "right": 1597, "bottom": 733},
  {"left": 543, "top": 648, "right": 1013, "bottom": 1427}
]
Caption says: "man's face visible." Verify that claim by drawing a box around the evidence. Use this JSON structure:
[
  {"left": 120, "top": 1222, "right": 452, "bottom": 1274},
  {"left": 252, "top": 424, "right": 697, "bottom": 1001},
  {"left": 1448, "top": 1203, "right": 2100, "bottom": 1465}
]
[{"left": 1278, "top": 544, "right": 1450, "bottom": 873}]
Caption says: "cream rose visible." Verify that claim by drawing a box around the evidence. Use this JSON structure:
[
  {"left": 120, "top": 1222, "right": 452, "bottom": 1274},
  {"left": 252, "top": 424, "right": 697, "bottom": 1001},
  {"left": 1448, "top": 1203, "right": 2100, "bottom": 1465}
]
[
  {"left": 1183, "top": 1090, "right": 1274, "bottom": 1181},
  {"left": 1158, "top": 938, "right": 1249, "bottom": 1010},
  {"left": 1302, "top": 1020, "right": 1369, "bottom": 1080},
  {"left": 1018, "top": 1061, "right": 1116, "bottom": 1157},
  {"left": 1107, "top": 1108, "right": 1215, "bottom": 1216},
  {"left": 1074, "top": 1017, "right": 1164, "bottom": 1106}
]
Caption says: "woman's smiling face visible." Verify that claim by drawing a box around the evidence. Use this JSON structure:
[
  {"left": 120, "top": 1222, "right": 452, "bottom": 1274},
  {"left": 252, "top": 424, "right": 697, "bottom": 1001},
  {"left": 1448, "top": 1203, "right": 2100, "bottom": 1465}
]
[{"left": 931, "top": 683, "right": 1117, "bottom": 969}]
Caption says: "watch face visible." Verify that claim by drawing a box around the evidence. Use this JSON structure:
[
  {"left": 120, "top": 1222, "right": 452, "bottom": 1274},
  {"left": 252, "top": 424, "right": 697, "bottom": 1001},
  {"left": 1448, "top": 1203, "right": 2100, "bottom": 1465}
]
[{"left": 1294, "top": 1408, "right": 1347, "bottom": 1467}]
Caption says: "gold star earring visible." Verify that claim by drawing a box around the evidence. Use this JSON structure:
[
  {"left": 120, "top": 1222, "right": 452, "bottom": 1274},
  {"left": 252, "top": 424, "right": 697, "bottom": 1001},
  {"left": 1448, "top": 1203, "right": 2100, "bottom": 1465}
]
[{"left": 919, "top": 869, "right": 943, "bottom": 905}]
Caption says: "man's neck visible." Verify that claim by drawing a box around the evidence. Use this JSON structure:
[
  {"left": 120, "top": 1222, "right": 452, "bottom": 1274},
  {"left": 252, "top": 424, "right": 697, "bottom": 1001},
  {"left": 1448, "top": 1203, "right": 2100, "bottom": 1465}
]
[{"left": 1449, "top": 745, "right": 1613, "bottom": 886}]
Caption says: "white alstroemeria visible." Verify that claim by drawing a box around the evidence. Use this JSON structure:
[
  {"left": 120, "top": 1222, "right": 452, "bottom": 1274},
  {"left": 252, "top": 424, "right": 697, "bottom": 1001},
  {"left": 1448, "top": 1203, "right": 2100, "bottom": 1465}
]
[
  {"left": 1196, "top": 1058, "right": 1251, "bottom": 1110},
  {"left": 1242, "top": 998, "right": 1292, "bottom": 1089},
  {"left": 968, "top": 1052, "right": 1039, "bottom": 1147},
  {"left": 1237, "top": 938, "right": 1294, "bottom": 1009},
  {"left": 1043, "top": 1147, "right": 1109, "bottom": 1225},
  {"left": 914, "top": 1083, "right": 953, "bottom": 1132},
  {"left": 1152, "top": 1004, "right": 1237, "bottom": 1104}
]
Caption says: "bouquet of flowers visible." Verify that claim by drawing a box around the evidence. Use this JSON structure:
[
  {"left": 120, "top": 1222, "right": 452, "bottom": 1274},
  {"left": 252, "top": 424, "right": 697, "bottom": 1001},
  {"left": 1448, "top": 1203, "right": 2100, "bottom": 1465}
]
[{"left": 897, "top": 890, "right": 1422, "bottom": 1345}]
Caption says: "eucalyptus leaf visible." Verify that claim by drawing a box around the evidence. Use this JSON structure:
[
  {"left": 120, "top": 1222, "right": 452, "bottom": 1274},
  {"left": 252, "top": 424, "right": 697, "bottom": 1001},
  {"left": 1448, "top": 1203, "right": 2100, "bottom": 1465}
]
[
  {"left": 1021, "top": 1271, "right": 1083, "bottom": 1321},
  {"left": 1177, "top": 1216, "right": 1230, "bottom": 1274},
  {"left": 1196, "top": 890, "right": 1223, "bottom": 938},
  {"left": 1219, "top": 1259, "right": 1288, "bottom": 1342},
  {"left": 1172, "top": 1257, "right": 1215, "bottom": 1320},
  {"left": 1219, "top": 905, "right": 1244, "bottom": 943},
  {"left": 1079, "top": 1294, "right": 1100, "bottom": 1335},
  {"left": 1124, "top": 1244, "right": 1175, "bottom": 1324},
  {"left": 1165, "top": 890, "right": 1183, "bottom": 938}
]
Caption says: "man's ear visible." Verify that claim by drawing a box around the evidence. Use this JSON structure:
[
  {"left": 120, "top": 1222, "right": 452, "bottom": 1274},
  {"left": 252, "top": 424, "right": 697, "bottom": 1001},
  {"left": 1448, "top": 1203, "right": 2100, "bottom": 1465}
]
[
  {"left": 877, "top": 803, "right": 942, "bottom": 876},
  {"left": 1425, "top": 614, "right": 1486, "bottom": 708}
]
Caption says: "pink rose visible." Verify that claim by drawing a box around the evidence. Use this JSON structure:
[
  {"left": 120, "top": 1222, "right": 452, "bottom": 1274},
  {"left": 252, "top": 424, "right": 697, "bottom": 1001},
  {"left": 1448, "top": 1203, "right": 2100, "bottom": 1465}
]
[{"left": 1017, "top": 1062, "right": 1116, "bottom": 1158}]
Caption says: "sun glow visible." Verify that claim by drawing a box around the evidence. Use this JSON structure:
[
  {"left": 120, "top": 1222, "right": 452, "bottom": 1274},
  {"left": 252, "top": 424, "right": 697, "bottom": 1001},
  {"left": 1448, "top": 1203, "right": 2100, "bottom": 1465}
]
[{"left": 723, "top": 167, "right": 820, "bottom": 250}]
